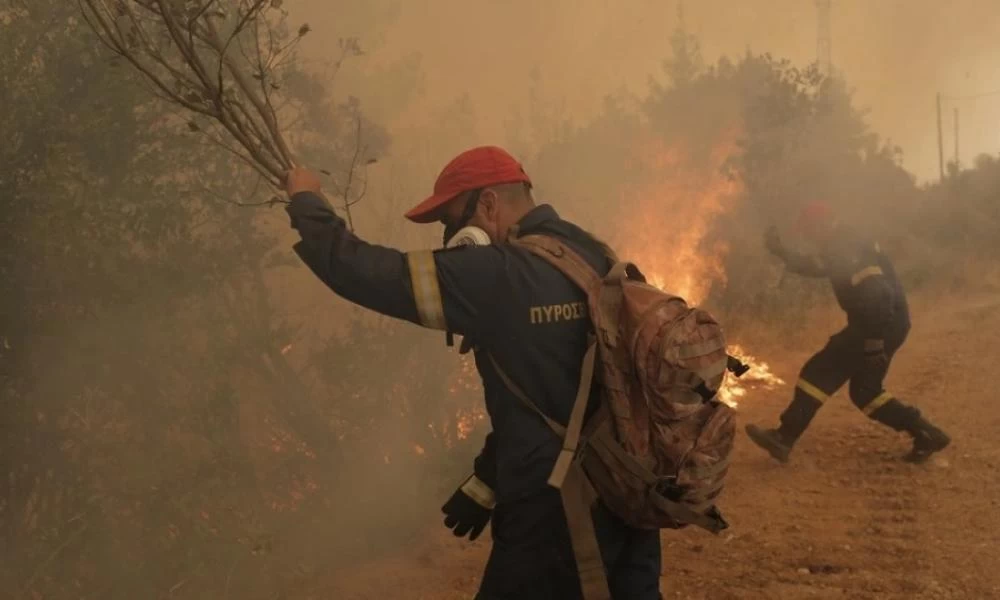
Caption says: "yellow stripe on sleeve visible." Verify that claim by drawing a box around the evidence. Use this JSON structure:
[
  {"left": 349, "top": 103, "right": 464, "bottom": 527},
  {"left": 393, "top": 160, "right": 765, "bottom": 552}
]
[
  {"left": 851, "top": 265, "right": 884, "bottom": 286},
  {"left": 406, "top": 250, "right": 447, "bottom": 331}
]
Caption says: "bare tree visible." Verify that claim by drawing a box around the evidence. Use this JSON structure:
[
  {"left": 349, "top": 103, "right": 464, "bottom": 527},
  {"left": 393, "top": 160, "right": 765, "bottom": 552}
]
[{"left": 78, "top": 0, "right": 373, "bottom": 225}]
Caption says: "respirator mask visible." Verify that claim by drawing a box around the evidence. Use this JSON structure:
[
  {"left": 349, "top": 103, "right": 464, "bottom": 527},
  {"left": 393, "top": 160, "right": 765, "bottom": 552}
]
[
  {"left": 446, "top": 226, "right": 491, "bottom": 248},
  {"left": 442, "top": 188, "right": 489, "bottom": 352},
  {"left": 442, "top": 188, "right": 490, "bottom": 249}
]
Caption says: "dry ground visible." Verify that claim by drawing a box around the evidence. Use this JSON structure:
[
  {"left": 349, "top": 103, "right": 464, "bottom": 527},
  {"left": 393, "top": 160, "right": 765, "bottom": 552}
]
[{"left": 299, "top": 291, "right": 1000, "bottom": 599}]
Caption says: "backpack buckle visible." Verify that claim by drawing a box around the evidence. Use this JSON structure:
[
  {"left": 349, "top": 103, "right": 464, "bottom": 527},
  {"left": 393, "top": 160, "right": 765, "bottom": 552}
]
[{"left": 653, "top": 475, "right": 683, "bottom": 500}]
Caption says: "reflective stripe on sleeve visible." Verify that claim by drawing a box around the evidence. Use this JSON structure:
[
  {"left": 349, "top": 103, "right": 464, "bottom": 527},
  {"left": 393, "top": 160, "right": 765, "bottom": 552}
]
[
  {"left": 406, "top": 250, "right": 447, "bottom": 330},
  {"left": 461, "top": 475, "right": 496, "bottom": 509},
  {"left": 851, "top": 265, "right": 884, "bottom": 286}
]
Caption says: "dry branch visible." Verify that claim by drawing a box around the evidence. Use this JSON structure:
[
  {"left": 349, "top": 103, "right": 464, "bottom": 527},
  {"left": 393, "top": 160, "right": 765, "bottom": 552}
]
[
  {"left": 79, "top": 0, "right": 300, "bottom": 187},
  {"left": 78, "top": 0, "right": 377, "bottom": 229}
]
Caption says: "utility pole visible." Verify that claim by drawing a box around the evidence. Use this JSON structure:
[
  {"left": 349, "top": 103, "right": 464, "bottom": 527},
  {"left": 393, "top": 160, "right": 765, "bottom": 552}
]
[
  {"left": 815, "top": 0, "right": 832, "bottom": 77},
  {"left": 954, "top": 107, "right": 960, "bottom": 170},
  {"left": 936, "top": 92, "right": 944, "bottom": 180}
]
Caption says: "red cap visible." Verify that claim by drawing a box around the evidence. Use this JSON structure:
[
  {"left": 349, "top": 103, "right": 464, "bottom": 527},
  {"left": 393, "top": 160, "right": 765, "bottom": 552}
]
[
  {"left": 404, "top": 146, "right": 532, "bottom": 223},
  {"left": 796, "top": 200, "right": 834, "bottom": 234}
]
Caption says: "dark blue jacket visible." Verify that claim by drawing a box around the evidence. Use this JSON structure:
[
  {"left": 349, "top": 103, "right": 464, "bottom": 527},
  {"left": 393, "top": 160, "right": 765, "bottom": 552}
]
[
  {"left": 287, "top": 193, "right": 611, "bottom": 502},
  {"left": 781, "top": 226, "right": 910, "bottom": 340}
]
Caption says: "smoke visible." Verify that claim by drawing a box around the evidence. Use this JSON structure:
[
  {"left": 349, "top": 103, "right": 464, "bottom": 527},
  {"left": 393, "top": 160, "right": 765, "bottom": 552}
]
[
  {"left": 292, "top": 0, "right": 1000, "bottom": 183},
  {"left": 8, "top": 1, "right": 1000, "bottom": 597}
]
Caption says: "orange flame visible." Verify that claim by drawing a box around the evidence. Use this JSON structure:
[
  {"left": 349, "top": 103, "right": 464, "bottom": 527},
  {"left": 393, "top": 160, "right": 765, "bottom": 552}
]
[
  {"left": 605, "top": 132, "right": 787, "bottom": 409},
  {"left": 718, "top": 344, "right": 785, "bottom": 408},
  {"left": 456, "top": 407, "right": 486, "bottom": 440},
  {"left": 448, "top": 352, "right": 487, "bottom": 441},
  {"left": 610, "top": 134, "right": 742, "bottom": 304},
  {"left": 448, "top": 353, "right": 481, "bottom": 395}
]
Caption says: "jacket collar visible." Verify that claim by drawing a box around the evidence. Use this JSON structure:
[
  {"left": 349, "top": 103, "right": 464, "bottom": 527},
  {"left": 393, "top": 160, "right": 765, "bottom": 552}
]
[{"left": 508, "top": 204, "right": 560, "bottom": 240}]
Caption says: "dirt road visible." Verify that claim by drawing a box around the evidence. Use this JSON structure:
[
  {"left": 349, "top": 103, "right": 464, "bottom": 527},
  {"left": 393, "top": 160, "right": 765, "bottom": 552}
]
[{"left": 310, "top": 292, "right": 1000, "bottom": 599}]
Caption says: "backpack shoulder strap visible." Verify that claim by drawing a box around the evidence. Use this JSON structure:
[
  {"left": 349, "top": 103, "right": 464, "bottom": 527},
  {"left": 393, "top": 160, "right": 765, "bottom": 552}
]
[
  {"left": 486, "top": 353, "right": 567, "bottom": 438},
  {"left": 508, "top": 230, "right": 604, "bottom": 292},
  {"left": 500, "top": 228, "right": 620, "bottom": 600},
  {"left": 488, "top": 345, "right": 613, "bottom": 600},
  {"left": 487, "top": 338, "right": 597, "bottom": 489}
]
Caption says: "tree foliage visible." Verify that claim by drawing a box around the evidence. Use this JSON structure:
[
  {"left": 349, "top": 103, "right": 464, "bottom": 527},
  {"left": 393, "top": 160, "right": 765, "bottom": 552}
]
[
  {"left": 526, "top": 21, "right": 996, "bottom": 333},
  {"left": 1, "top": 1, "right": 477, "bottom": 597}
]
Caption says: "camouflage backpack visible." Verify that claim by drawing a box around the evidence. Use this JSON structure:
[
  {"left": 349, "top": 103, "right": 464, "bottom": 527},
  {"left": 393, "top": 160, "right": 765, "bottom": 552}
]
[{"left": 491, "top": 231, "right": 736, "bottom": 600}]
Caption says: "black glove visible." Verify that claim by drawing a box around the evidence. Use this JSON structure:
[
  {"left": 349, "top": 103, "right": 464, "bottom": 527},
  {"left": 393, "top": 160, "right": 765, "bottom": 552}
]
[
  {"left": 764, "top": 225, "right": 785, "bottom": 258},
  {"left": 441, "top": 474, "right": 495, "bottom": 541},
  {"left": 706, "top": 505, "right": 729, "bottom": 532}
]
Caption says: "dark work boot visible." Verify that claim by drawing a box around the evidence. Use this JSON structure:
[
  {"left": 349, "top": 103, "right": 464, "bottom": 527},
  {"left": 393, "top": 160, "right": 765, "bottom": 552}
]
[
  {"left": 903, "top": 418, "right": 951, "bottom": 464},
  {"left": 745, "top": 424, "right": 793, "bottom": 463}
]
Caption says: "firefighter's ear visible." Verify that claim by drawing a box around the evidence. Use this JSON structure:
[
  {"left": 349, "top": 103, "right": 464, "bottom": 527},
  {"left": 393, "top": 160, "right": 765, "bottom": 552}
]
[{"left": 478, "top": 188, "right": 500, "bottom": 220}]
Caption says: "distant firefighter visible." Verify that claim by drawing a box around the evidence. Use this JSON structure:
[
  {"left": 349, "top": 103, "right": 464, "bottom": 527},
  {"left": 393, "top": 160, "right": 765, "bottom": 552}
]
[{"left": 745, "top": 201, "right": 950, "bottom": 464}]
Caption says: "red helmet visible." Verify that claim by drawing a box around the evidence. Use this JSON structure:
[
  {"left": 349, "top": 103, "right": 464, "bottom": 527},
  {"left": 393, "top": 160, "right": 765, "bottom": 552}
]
[{"left": 795, "top": 200, "right": 835, "bottom": 235}]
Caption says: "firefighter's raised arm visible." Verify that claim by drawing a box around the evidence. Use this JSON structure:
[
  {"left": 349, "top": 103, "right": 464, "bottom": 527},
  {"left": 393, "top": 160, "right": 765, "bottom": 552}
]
[
  {"left": 764, "top": 225, "right": 828, "bottom": 277},
  {"left": 283, "top": 167, "right": 504, "bottom": 341}
]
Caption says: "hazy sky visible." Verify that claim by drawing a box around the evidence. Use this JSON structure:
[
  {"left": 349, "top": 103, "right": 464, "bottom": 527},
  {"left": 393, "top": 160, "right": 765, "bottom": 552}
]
[{"left": 294, "top": 0, "right": 1000, "bottom": 183}]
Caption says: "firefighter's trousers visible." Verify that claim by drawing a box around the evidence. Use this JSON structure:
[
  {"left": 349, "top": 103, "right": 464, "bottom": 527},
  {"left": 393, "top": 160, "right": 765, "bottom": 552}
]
[
  {"left": 779, "top": 322, "right": 922, "bottom": 443},
  {"left": 474, "top": 488, "right": 662, "bottom": 600}
]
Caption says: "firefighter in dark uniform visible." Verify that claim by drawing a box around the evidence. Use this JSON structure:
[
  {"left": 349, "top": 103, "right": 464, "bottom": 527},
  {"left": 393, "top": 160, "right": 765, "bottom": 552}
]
[
  {"left": 746, "top": 201, "right": 951, "bottom": 464},
  {"left": 282, "top": 146, "right": 662, "bottom": 599}
]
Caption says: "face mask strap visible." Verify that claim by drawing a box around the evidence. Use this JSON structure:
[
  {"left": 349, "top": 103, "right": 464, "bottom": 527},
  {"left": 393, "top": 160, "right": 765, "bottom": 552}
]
[
  {"left": 442, "top": 188, "right": 485, "bottom": 350},
  {"left": 442, "top": 188, "right": 483, "bottom": 247}
]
